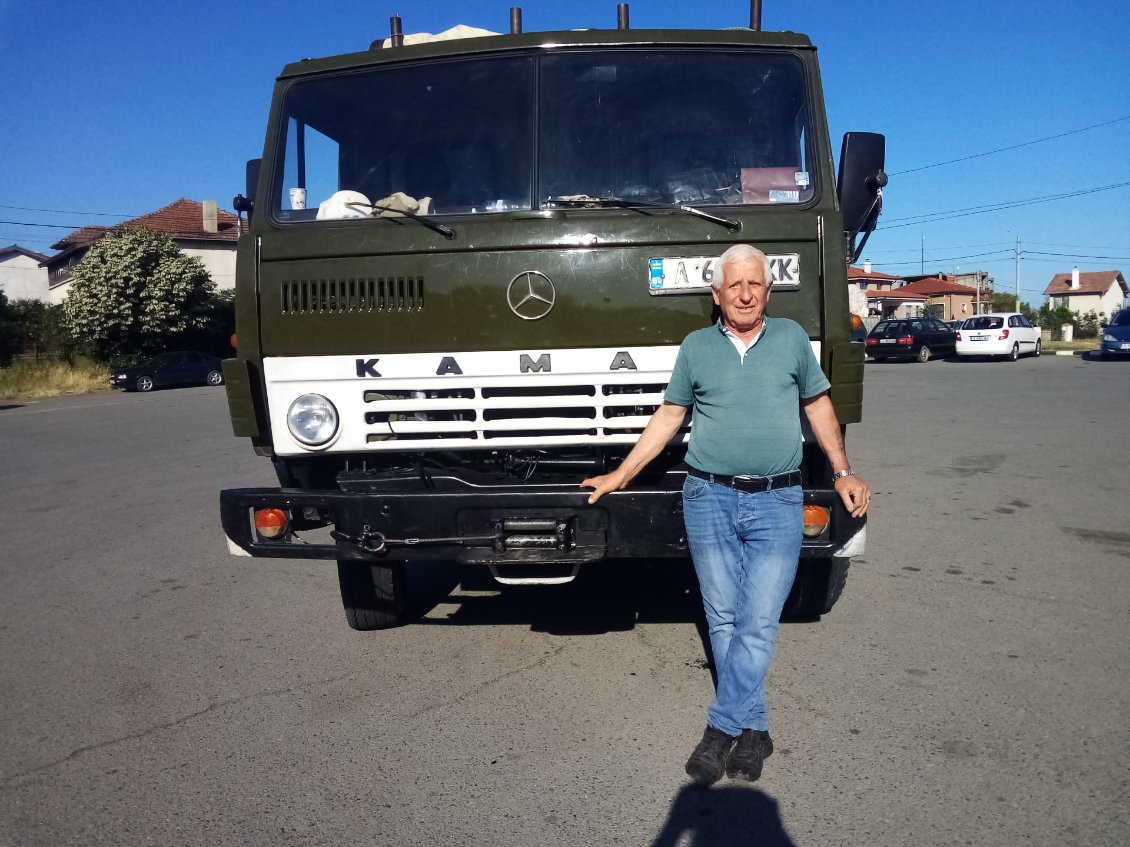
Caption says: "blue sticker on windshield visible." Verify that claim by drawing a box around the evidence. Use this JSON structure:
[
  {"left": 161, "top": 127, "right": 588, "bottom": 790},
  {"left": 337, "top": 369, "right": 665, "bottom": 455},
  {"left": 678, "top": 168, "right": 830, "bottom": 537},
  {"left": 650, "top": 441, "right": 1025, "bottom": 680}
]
[{"left": 649, "top": 258, "right": 664, "bottom": 289}]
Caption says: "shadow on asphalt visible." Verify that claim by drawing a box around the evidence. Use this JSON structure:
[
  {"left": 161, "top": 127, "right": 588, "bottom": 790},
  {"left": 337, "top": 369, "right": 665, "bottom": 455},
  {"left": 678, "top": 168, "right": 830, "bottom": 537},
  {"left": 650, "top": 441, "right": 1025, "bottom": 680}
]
[
  {"left": 649, "top": 783, "right": 797, "bottom": 847},
  {"left": 409, "top": 557, "right": 709, "bottom": 637}
]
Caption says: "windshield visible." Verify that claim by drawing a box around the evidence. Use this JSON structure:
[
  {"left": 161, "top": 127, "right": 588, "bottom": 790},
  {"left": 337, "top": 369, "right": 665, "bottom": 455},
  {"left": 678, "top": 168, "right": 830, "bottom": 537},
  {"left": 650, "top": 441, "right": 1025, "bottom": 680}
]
[
  {"left": 1112, "top": 310, "right": 1130, "bottom": 327},
  {"left": 272, "top": 49, "right": 815, "bottom": 220},
  {"left": 963, "top": 316, "right": 1004, "bottom": 330}
]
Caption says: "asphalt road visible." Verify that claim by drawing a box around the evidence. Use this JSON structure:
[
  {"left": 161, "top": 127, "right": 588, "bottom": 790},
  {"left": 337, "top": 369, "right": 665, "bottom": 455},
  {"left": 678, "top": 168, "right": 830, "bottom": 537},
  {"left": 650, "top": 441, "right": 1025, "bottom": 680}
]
[{"left": 1, "top": 353, "right": 1128, "bottom": 846}]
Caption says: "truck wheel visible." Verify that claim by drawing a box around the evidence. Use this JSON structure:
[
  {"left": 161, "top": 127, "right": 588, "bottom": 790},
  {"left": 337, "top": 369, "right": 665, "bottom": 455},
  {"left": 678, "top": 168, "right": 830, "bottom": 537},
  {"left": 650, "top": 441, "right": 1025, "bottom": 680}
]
[
  {"left": 783, "top": 557, "right": 850, "bottom": 619},
  {"left": 337, "top": 560, "right": 407, "bottom": 630}
]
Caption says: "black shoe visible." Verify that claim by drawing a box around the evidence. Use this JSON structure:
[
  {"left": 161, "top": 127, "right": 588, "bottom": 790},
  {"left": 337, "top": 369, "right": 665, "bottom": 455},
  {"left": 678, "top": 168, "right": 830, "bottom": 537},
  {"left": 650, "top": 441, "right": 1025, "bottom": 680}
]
[
  {"left": 685, "top": 726, "right": 737, "bottom": 786},
  {"left": 725, "top": 729, "right": 773, "bottom": 782}
]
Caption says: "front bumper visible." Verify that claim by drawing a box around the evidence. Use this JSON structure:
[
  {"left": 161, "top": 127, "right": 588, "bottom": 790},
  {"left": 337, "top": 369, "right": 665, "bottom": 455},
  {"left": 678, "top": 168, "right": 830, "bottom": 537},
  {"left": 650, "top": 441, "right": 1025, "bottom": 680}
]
[
  {"left": 220, "top": 474, "right": 866, "bottom": 564},
  {"left": 1101, "top": 339, "right": 1130, "bottom": 356}
]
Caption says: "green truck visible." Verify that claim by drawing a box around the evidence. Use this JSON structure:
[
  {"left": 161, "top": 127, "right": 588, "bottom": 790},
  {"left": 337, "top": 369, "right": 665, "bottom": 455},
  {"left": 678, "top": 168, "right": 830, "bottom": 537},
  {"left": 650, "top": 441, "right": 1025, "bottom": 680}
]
[{"left": 220, "top": 4, "right": 885, "bottom": 630}]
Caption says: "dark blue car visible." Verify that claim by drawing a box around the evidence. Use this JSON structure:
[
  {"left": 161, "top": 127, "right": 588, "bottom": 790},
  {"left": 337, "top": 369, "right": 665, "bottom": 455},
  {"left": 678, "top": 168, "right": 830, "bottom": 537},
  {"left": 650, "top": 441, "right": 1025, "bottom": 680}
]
[
  {"left": 1101, "top": 310, "right": 1130, "bottom": 359},
  {"left": 111, "top": 351, "right": 225, "bottom": 392}
]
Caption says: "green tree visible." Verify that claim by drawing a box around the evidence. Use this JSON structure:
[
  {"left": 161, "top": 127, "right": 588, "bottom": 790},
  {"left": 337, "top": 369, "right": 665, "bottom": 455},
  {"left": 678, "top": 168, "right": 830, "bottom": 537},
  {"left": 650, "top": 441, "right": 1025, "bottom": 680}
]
[
  {"left": 62, "top": 228, "right": 216, "bottom": 362},
  {"left": 7, "top": 300, "right": 76, "bottom": 361},
  {"left": 991, "top": 292, "right": 1018, "bottom": 312},
  {"left": 0, "top": 292, "right": 21, "bottom": 366}
]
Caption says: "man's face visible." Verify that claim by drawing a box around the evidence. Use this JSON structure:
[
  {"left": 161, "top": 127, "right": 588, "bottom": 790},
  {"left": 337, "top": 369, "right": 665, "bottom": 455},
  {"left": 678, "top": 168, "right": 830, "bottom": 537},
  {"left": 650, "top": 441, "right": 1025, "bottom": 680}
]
[{"left": 712, "top": 259, "right": 771, "bottom": 334}]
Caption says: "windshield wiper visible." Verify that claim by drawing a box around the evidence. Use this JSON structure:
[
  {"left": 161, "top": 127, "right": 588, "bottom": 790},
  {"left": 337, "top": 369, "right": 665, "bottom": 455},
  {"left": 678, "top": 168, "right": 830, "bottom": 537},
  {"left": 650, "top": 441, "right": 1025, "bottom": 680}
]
[
  {"left": 346, "top": 201, "right": 456, "bottom": 239},
  {"left": 544, "top": 196, "right": 741, "bottom": 232}
]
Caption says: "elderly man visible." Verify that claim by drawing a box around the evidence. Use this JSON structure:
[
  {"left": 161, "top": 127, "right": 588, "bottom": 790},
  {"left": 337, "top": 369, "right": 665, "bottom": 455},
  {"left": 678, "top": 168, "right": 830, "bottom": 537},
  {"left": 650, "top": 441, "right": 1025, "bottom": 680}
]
[{"left": 582, "top": 243, "right": 870, "bottom": 786}]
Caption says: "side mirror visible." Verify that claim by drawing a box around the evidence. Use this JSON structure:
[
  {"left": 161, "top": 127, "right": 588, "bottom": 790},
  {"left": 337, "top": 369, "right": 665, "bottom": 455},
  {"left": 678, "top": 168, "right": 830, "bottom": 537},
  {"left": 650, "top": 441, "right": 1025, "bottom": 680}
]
[
  {"left": 233, "top": 158, "right": 262, "bottom": 218},
  {"left": 837, "top": 133, "right": 887, "bottom": 262}
]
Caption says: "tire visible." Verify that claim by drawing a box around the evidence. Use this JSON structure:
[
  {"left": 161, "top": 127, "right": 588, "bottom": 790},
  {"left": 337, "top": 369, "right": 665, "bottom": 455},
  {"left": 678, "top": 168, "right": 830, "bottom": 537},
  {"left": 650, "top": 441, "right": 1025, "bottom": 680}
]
[
  {"left": 1008, "top": 343, "right": 1019, "bottom": 361},
  {"left": 916, "top": 345, "right": 931, "bottom": 363},
  {"left": 783, "top": 557, "right": 850, "bottom": 619},
  {"left": 337, "top": 559, "right": 408, "bottom": 630},
  {"left": 136, "top": 375, "right": 155, "bottom": 392},
  {"left": 206, "top": 369, "right": 224, "bottom": 386},
  {"left": 1034, "top": 339, "right": 1042, "bottom": 357}
]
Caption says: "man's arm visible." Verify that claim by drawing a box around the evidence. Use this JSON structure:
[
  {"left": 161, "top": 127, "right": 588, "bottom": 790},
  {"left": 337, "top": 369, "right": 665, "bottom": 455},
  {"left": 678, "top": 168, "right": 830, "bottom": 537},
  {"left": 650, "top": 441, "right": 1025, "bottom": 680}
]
[
  {"left": 801, "top": 392, "right": 871, "bottom": 518},
  {"left": 580, "top": 401, "right": 689, "bottom": 504}
]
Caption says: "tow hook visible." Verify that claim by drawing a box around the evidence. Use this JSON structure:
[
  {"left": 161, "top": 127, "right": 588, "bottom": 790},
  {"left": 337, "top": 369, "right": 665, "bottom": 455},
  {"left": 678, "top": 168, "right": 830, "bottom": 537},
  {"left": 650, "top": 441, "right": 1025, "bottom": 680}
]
[
  {"left": 332, "top": 518, "right": 575, "bottom": 555},
  {"left": 331, "top": 526, "right": 391, "bottom": 554}
]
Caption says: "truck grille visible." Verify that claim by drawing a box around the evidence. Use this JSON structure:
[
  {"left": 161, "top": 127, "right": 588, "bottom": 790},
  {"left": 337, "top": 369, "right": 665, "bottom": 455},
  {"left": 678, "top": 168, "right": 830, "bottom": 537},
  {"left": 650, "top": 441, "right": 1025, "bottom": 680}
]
[
  {"left": 280, "top": 277, "right": 423, "bottom": 315},
  {"left": 360, "top": 379, "right": 682, "bottom": 447}
]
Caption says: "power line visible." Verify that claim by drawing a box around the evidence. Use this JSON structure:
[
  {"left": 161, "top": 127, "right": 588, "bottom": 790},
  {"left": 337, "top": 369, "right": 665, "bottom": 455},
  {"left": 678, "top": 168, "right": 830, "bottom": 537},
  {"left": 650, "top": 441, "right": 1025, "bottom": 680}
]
[
  {"left": 0, "top": 219, "right": 99, "bottom": 230},
  {"left": 882, "top": 181, "right": 1130, "bottom": 229},
  {"left": 0, "top": 203, "right": 133, "bottom": 218},
  {"left": 890, "top": 115, "right": 1130, "bottom": 176}
]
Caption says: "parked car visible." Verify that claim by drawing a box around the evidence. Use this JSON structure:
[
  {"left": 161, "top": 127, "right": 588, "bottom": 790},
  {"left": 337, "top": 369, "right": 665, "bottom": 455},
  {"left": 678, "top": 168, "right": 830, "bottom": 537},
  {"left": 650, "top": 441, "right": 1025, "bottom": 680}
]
[
  {"left": 865, "top": 317, "right": 957, "bottom": 362},
  {"left": 945, "top": 319, "right": 964, "bottom": 331},
  {"left": 1100, "top": 309, "right": 1130, "bottom": 359},
  {"left": 955, "top": 313, "right": 1041, "bottom": 360},
  {"left": 111, "top": 351, "right": 225, "bottom": 392}
]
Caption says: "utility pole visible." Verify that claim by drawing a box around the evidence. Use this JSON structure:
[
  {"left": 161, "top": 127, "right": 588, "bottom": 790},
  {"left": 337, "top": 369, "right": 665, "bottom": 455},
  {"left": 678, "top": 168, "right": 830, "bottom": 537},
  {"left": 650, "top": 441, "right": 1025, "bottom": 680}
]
[{"left": 1015, "top": 236, "right": 1021, "bottom": 311}]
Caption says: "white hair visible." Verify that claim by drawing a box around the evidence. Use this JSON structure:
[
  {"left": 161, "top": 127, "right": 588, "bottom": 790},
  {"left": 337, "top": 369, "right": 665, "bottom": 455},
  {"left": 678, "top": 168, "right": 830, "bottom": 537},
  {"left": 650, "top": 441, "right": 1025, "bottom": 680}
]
[{"left": 713, "top": 244, "right": 771, "bottom": 290}]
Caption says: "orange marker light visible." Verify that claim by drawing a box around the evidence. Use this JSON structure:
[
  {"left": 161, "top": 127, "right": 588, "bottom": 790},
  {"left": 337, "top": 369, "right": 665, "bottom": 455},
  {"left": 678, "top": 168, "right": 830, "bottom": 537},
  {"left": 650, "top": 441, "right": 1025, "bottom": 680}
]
[
  {"left": 255, "top": 508, "right": 289, "bottom": 539},
  {"left": 803, "top": 505, "right": 830, "bottom": 538}
]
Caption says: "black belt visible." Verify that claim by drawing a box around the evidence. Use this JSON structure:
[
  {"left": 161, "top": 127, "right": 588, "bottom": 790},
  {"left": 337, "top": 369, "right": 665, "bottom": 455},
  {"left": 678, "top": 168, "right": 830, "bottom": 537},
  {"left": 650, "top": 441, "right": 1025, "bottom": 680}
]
[{"left": 686, "top": 467, "right": 802, "bottom": 492}]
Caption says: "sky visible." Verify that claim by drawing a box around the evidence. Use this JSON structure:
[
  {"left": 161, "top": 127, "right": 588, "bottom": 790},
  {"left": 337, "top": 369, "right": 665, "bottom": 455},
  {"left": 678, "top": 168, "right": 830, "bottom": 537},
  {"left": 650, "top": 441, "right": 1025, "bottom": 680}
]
[{"left": 1, "top": 0, "right": 1127, "bottom": 306}]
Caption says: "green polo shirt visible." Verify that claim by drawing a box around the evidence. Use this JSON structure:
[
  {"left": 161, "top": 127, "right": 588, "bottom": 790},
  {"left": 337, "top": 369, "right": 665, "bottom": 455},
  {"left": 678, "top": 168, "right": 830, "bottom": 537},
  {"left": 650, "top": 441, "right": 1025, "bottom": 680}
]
[{"left": 664, "top": 316, "right": 831, "bottom": 476}]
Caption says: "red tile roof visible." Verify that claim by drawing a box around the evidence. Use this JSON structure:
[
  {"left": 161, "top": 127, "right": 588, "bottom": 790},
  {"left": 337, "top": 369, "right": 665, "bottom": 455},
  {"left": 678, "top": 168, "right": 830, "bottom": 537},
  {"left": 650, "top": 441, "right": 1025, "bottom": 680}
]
[
  {"left": 51, "top": 226, "right": 110, "bottom": 251},
  {"left": 895, "top": 278, "right": 979, "bottom": 297},
  {"left": 123, "top": 198, "right": 242, "bottom": 242},
  {"left": 848, "top": 266, "right": 903, "bottom": 281},
  {"left": 1043, "top": 270, "right": 1127, "bottom": 296},
  {"left": 865, "top": 290, "right": 927, "bottom": 301},
  {"left": 48, "top": 199, "right": 241, "bottom": 252}
]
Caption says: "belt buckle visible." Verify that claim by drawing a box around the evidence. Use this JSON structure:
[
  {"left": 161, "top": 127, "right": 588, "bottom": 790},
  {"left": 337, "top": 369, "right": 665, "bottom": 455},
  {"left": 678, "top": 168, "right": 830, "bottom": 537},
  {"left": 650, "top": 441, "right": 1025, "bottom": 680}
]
[{"left": 732, "top": 475, "right": 752, "bottom": 491}]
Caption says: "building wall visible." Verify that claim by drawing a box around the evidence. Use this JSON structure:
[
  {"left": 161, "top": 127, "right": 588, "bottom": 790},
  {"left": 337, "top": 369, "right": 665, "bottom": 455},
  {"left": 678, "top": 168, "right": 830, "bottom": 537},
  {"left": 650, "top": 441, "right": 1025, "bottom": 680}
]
[
  {"left": 182, "top": 243, "right": 236, "bottom": 292},
  {"left": 0, "top": 252, "right": 50, "bottom": 302},
  {"left": 1054, "top": 288, "right": 1123, "bottom": 319}
]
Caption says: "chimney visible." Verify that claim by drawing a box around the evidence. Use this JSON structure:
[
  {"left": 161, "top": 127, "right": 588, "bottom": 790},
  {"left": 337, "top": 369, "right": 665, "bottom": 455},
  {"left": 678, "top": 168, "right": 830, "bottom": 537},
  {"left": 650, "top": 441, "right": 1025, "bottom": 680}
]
[
  {"left": 1070, "top": 267, "right": 1080, "bottom": 290},
  {"left": 864, "top": 259, "right": 872, "bottom": 273},
  {"left": 202, "top": 200, "right": 218, "bottom": 234}
]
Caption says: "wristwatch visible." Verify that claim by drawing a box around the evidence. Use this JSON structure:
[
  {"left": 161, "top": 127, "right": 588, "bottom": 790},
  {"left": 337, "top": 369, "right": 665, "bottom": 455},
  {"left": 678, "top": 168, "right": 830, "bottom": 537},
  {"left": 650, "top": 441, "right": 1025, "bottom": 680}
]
[{"left": 832, "top": 468, "right": 855, "bottom": 480}]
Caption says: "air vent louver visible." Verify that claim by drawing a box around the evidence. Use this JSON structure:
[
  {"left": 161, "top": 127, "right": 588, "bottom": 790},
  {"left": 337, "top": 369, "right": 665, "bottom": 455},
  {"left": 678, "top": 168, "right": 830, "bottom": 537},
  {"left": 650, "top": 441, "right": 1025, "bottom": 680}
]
[{"left": 280, "top": 277, "right": 424, "bottom": 314}]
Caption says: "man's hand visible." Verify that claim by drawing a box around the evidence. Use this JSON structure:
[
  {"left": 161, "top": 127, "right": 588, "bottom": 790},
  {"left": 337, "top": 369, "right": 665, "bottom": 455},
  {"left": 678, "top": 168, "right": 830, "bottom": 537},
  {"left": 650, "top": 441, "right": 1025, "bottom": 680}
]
[
  {"left": 835, "top": 473, "right": 871, "bottom": 518},
  {"left": 580, "top": 470, "right": 627, "bottom": 504}
]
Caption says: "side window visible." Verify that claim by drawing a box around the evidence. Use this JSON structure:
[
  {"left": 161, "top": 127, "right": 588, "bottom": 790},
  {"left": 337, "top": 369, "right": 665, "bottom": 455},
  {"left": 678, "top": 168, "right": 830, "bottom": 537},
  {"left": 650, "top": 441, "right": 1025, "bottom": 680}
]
[{"left": 1020, "top": 316, "right": 1032, "bottom": 328}]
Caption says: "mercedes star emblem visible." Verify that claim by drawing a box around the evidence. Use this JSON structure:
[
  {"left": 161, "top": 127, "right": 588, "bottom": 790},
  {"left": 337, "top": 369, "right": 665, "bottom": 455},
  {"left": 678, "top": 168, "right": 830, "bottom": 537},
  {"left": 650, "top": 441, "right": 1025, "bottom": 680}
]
[{"left": 506, "top": 271, "right": 556, "bottom": 321}]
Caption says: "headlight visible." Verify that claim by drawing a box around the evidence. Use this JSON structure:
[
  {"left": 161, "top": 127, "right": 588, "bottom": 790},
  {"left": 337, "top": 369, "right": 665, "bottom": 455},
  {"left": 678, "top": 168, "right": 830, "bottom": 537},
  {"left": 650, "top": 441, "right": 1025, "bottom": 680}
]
[
  {"left": 1103, "top": 333, "right": 1116, "bottom": 342},
  {"left": 287, "top": 394, "right": 339, "bottom": 446}
]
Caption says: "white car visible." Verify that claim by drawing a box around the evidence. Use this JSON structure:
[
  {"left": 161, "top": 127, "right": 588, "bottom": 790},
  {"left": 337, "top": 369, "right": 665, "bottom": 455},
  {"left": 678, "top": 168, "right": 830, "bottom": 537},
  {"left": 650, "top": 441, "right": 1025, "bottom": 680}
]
[{"left": 956, "top": 312, "right": 1042, "bottom": 360}]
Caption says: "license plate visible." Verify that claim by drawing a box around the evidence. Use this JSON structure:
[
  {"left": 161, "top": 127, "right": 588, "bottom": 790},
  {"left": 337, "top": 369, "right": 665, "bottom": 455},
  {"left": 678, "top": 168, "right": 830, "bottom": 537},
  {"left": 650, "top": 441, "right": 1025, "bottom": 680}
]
[
  {"left": 1121, "top": 343, "right": 1130, "bottom": 350},
  {"left": 971, "top": 335, "right": 988, "bottom": 341},
  {"left": 648, "top": 254, "right": 800, "bottom": 294},
  {"left": 879, "top": 338, "right": 896, "bottom": 344}
]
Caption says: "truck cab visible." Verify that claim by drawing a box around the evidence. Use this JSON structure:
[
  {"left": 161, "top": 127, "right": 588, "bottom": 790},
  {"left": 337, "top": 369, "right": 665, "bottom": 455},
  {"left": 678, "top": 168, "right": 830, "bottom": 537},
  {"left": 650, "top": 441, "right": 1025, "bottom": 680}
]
[{"left": 221, "top": 8, "right": 885, "bottom": 629}]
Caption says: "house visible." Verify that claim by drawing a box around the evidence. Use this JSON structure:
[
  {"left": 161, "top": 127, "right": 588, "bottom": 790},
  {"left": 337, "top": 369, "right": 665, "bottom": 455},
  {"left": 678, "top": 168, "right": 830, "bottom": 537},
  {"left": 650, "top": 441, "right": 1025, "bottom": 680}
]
[
  {"left": 1043, "top": 269, "right": 1127, "bottom": 320},
  {"left": 848, "top": 263, "right": 907, "bottom": 320},
  {"left": 893, "top": 276, "right": 991, "bottom": 321},
  {"left": 0, "top": 245, "right": 50, "bottom": 302},
  {"left": 42, "top": 199, "right": 242, "bottom": 305}
]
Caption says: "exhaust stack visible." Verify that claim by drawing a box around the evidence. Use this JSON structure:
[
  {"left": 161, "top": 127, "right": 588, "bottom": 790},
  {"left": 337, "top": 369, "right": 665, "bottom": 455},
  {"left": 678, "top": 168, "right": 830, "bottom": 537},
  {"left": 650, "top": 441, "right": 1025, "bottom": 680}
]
[
  {"left": 389, "top": 15, "right": 404, "bottom": 47},
  {"left": 750, "top": 0, "right": 762, "bottom": 30},
  {"left": 510, "top": 7, "right": 522, "bottom": 33},
  {"left": 618, "top": 4, "right": 630, "bottom": 30}
]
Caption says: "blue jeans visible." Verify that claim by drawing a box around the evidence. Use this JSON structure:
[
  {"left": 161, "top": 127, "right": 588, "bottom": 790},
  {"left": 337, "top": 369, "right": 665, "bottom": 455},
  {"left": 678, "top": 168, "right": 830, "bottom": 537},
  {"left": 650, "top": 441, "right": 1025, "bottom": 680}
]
[{"left": 682, "top": 474, "right": 803, "bottom": 736}]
